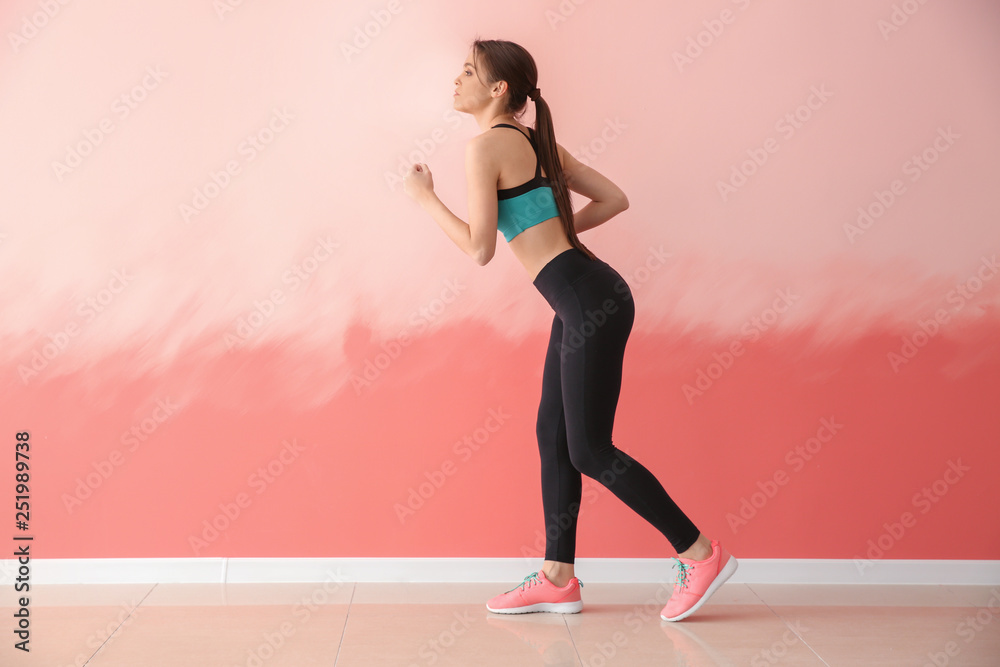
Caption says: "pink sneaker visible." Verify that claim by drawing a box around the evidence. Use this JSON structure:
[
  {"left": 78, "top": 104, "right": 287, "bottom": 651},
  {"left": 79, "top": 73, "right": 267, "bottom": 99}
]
[
  {"left": 486, "top": 570, "right": 584, "bottom": 614},
  {"left": 660, "top": 540, "right": 737, "bottom": 621}
]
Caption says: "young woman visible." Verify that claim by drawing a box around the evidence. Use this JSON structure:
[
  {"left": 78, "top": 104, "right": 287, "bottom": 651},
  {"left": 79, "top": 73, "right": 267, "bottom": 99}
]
[{"left": 403, "top": 38, "right": 737, "bottom": 622}]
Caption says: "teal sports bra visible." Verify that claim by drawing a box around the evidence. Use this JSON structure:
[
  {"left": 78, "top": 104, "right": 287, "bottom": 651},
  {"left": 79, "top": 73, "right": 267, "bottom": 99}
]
[{"left": 492, "top": 124, "right": 561, "bottom": 242}]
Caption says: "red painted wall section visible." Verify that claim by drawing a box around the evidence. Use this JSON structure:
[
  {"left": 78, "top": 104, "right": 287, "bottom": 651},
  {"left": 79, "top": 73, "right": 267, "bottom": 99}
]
[{"left": 4, "top": 312, "right": 999, "bottom": 560}]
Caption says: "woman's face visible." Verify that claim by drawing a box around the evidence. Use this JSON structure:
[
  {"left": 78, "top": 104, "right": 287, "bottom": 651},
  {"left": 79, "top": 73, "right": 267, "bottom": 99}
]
[{"left": 453, "top": 49, "right": 498, "bottom": 111}]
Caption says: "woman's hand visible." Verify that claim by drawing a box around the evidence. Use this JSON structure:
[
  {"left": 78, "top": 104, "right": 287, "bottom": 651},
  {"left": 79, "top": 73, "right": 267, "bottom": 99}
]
[{"left": 403, "top": 162, "right": 434, "bottom": 202}]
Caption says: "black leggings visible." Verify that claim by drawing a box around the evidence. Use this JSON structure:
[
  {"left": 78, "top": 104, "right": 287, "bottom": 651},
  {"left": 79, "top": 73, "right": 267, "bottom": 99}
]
[{"left": 532, "top": 247, "right": 700, "bottom": 563}]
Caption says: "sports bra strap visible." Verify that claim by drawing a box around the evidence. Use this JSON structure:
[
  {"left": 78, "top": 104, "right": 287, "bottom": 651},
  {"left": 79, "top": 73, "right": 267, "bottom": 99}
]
[
  {"left": 491, "top": 122, "right": 525, "bottom": 135},
  {"left": 491, "top": 124, "right": 541, "bottom": 181}
]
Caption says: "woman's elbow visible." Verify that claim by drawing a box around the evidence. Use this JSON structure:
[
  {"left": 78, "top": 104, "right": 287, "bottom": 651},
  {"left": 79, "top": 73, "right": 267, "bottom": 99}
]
[{"left": 474, "top": 245, "right": 495, "bottom": 266}]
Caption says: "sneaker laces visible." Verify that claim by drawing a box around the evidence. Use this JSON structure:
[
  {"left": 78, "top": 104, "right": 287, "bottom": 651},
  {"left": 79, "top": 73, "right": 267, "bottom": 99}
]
[
  {"left": 672, "top": 558, "right": 694, "bottom": 591},
  {"left": 504, "top": 571, "right": 584, "bottom": 594},
  {"left": 505, "top": 571, "right": 542, "bottom": 594}
]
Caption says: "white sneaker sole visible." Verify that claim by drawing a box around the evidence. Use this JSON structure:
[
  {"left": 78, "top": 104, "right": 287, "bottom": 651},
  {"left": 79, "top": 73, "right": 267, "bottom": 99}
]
[
  {"left": 486, "top": 600, "right": 583, "bottom": 614},
  {"left": 661, "top": 555, "right": 738, "bottom": 622}
]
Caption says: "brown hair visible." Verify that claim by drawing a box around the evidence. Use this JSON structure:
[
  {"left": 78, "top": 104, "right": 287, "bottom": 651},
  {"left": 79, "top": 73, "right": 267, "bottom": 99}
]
[{"left": 470, "top": 38, "right": 597, "bottom": 261}]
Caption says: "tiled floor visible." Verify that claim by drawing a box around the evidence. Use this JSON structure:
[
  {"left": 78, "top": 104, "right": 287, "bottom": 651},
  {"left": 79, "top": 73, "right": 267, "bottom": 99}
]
[{"left": 3, "top": 581, "right": 999, "bottom": 666}]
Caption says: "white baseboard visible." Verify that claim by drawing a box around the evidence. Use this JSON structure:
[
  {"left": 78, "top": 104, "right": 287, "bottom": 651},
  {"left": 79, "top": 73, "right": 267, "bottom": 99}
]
[{"left": 2, "top": 558, "right": 998, "bottom": 586}]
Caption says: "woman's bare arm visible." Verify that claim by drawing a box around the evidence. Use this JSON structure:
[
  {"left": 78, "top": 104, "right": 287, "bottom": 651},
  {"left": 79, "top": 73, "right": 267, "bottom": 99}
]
[{"left": 556, "top": 144, "right": 629, "bottom": 233}]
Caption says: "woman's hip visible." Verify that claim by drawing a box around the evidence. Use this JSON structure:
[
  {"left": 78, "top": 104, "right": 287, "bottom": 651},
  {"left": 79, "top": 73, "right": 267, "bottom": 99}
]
[{"left": 533, "top": 248, "right": 634, "bottom": 318}]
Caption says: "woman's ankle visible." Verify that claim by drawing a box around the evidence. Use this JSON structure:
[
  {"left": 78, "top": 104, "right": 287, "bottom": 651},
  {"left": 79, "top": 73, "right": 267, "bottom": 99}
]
[
  {"left": 542, "top": 560, "right": 575, "bottom": 586},
  {"left": 676, "top": 534, "right": 713, "bottom": 562}
]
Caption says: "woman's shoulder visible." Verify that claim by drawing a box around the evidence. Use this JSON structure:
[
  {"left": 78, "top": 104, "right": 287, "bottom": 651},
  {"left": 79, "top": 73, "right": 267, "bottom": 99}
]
[
  {"left": 467, "top": 123, "right": 524, "bottom": 156},
  {"left": 468, "top": 124, "right": 568, "bottom": 170}
]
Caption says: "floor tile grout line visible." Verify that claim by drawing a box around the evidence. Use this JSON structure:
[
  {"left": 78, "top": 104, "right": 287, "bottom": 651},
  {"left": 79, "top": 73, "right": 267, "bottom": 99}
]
[
  {"left": 330, "top": 582, "right": 357, "bottom": 667},
  {"left": 747, "top": 583, "right": 832, "bottom": 667},
  {"left": 82, "top": 582, "right": 159, "bottom": 667},
  {"left": 743, "top": 582, "right": 767, "bottom": 605},
  {"left": 561, "top": 613, "right": 585, "bottom": 666}
]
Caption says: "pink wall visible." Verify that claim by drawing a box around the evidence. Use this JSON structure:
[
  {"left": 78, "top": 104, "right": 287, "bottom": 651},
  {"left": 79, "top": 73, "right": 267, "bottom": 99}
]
[{"left": 1, "top": 0, "right": 998, "bottom": 563}]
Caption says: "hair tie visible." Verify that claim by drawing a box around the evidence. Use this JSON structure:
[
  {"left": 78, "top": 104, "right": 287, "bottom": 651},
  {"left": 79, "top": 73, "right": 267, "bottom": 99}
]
[{"left": 529, "top": 87, "right": 541, "bottom": 101}]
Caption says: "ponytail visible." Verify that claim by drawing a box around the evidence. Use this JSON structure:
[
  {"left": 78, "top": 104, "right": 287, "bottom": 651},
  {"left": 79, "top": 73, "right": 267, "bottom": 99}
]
[{"left": 532, "top": 96, "right": 597, "bottom": 261}]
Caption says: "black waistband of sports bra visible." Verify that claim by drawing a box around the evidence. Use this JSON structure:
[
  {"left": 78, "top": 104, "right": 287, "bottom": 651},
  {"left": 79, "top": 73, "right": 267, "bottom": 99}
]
[
  {"left": 532, "top": 248, "right": 607, "bottom": 299},
  {"left": 497, "top": 178, "right": 551, "bottom": 199}
]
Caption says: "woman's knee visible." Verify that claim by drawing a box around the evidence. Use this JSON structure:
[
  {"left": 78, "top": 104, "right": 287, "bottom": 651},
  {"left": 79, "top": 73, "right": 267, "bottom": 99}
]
[
  {"left": 568, "top": 444, "right": 609, "bottom": 478},
  {"left": 569, "top": 444, "right": 633, "bottom": 483}
]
